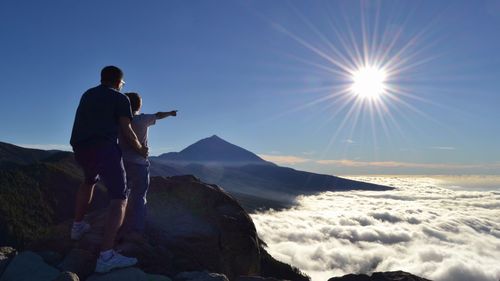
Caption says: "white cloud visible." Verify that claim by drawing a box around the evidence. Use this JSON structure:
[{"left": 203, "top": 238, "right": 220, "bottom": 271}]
[
  {"left": 251, "top": 177, "right": 500, "bottom": 281},
  {"left": 429, "top": 146, "right": 456, "bottom": 150},
  {"left": 258, "top": 154, "right": 500, "bottom": 174},
  {"left": 258, "top": 154, "right": 310, "bottom": 165},
  {"left": 315, "top": 159, "right": 500, "bottom": 170}
]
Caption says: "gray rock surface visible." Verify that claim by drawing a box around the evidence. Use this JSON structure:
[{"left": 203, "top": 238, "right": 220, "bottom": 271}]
[
  {"left": 21, "top": 176, "right": 315, "bottom": 281},
  {"left": 86, "top": 267, "right": 171, "bottom": 281},
  {"left": 146, "top": 176, "right": 260, "bottom": 280},
  {"left": 328, "top": 270, "right": 432, "bottom": 281},
  {"left": 37, "top": 251, "right": 63, "bottom": 267},
  {"left": 57, "top": 248, "right": 95, "bottom": 279},
  {"left": 236, "top": 277, "right": 281, "bottom": 281},
  {"left": 148, "top": 274, "right": 173, "bottom": 281},
  {"left": 52, "top": 271, "right": 80, "bottom": 281},
  {"left": 31, "top": 176, "right": 260, "bottom": 280},
  {"left": 175, "top": 271, "right": 229, "bottom": 281},
  {"left": 0, "top": 251, "right": 59, "bottom": 281}
]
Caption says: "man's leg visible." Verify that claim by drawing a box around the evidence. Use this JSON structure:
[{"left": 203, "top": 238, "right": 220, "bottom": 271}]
[
  {"left": 101, "top": 199, "right": 127, "bottom": 251},
  {"left": 95, "top": 144, "right": 137, "bottom": 273},
  {"left": 74, "top": 182, "right": 95, "bottom": 222},
  {"left": 96, "top": 197, "right": 137, "bottom": 273},
  {"left": 72, "top": 147, "right": 98, "bottom": 240}
]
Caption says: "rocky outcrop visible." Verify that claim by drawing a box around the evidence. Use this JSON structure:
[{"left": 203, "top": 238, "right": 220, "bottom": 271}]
[
  {"left": 175, "top": 271, "right": 229, "bottom": 281},
  {"left": 86, "top": 267, "right": 171, "bottom": 281},
  {"left": 21, "top": 175, "right": 306, "bottom": 281},
  {"left": 328, "top": 271, "right": 432, "bottom": 281},
  {"left": 0, "top": 251, "right": 59, "bottom": 281},
  {"left": 53, "top": 272, "right": 80, "bottom": 281},
  {"left": 145, "top": 175, "right": 260, "bottom": 280}
]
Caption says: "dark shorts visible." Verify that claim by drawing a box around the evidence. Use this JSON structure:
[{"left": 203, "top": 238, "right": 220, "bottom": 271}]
[{"left": 74, "top": 143, "right": 127, "bottom": 200}]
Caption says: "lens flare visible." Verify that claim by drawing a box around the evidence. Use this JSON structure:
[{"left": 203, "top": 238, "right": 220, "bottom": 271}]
[
  {"left": 264, "top": 1, "right": 443, "bottom": 154},
  {"left": 350, "top": 66, "right": 387, "bottom": 99}
]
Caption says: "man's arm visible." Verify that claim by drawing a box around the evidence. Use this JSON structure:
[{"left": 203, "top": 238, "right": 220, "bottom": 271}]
[
  {"left": 119, "top": 116, "right": 148, "bottom": 158},
  {"left": 155, "top": 110, "right": 177, "bottom": 120}
]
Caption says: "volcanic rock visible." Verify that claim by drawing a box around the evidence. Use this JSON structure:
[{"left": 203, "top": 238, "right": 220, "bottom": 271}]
[
  {"left": 328, "top": 270, "right": 432, "bottom": 281},
  {"left": 0, "top": 251, "right": 59, "bottom": 281}
]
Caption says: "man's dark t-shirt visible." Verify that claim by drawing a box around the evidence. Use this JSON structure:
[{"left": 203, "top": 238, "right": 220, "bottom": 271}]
[{"left": 70, "top": 84, "right": 133, "bottom": 148}]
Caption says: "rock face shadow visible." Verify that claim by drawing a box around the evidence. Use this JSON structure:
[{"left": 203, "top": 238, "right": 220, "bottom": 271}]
[{"left": 27, "top": 175, "right": 263, "bottom": 281}]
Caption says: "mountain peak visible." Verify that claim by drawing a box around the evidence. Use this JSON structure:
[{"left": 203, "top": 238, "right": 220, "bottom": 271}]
[{"left": 157, "top": 135, "right": 269, "bottom": 165}]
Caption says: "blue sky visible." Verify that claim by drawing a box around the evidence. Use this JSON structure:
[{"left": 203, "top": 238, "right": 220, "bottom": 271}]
[{"left": 1, "top": 0, "right": 499, "bottom": 175}]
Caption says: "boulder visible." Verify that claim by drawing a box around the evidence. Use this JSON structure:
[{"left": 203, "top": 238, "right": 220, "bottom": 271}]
[
  {"left": 328, "top": 271, "right": 432, "bottom": 281},
  {"left": 87, "top": 268, "right": 141, "bottom": 281},
  {"left": 57, "top": 248, "right": 95, "bottom": 279},
  {"left": 37, "top": 251, "right": 63, "bottom": 267},
  {"left": 0, "top": 251, "right": 59, "bottom": 281},
  {"left": 53, "top": 271, "right": 80, "bottom": 281},
  {"left": 86, "top": 267, "right": 171, "bottom": 281},
  {"left": 236, "top": 277, "right": 282, "bottom": 281},
  {"left": 149, "top": 274, "right": 173, "bottom": 281},
  {"left": 175, "top": 271, "right": 229, "bottom": 281},
  {"left": 144, "top": 176, "right": 261, "bottom": 279},
  {"left": 24, "top": 176, "right": 301, "bottom": 281},
  {"left": 236, "top": 276, "right": 284, "bottom": 281}
]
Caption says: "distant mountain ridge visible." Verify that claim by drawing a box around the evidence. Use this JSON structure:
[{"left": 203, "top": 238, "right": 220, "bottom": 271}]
[
  {"left": 157, "top": 135, "right": 273, "bottom": 166},
  {"left": 0, "top": 141, "right": 59, "bottom": 168},
  {"left": 150, "top": 135, "right": 391, "bottom": 200}
]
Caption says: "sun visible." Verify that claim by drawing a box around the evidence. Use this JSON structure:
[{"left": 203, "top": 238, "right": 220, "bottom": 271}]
[{"left": 350, "top": 66, "right": 388, "bottom": 99}]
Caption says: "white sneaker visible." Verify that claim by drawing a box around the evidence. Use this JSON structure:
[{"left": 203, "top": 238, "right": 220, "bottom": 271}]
[
  {"left": 95, "top": 251, "right": 138, "bottom": 273},
  {"left": 71, "top": 222, "right": 90, "bottom": 240}
]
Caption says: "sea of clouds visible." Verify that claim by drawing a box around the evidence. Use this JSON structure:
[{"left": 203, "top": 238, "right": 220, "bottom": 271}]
[{"left": 251, "top": 177, "right": 500, "bottom": 281}]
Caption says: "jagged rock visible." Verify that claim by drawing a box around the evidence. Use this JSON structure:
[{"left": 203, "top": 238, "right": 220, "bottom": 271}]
[
  {"left": 145, "top": 176, "right": 260, "bottom": 280},
  {"left": 24, "top": 176, "right": 303, "bottom": 281},
  {"left": 86, "top": 267, "right": 171, "bottom": 281},
  {"left": 57, "top": 248, "right": 95, "bottom": 279},
  {"left": 37, "top": 251, "right": 63, "bottom": 266},
  {"left": 148, "top": 274, "right": 173, "bottom": 281},
  {"left": 259, "top": 248, "right": 309, "bottom": 281},
  {"left": 0, "top": 251, "right": 59, "bottom": 281},
  {"left": 328, "top": 274, "right": 371, "bottom": 281},
  {"left": 328, "top": 271, "right": 432, "bottom": 281},
  {"left": 175, "top": 271, "right": 229, "bottom": 281},
  {"left": 52, "top": 271, "right": 80, "bottom": 281},
  {"left": 0, "top": 247, "right": 17, "bottom": 277},
  {"left": 85, "top": 267, "right": 147, "bottom": 281},
  {"left": 236, "top": 276, "right": 282, "bottom": 281}
]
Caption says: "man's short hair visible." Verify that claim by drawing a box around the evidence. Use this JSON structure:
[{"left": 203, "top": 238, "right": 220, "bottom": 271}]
[
  {"left": 101, "top": 66, "right": 123, "bottom": 84},
  {"left": 125, "top": 92, "right": 141, "bottom": 113}
]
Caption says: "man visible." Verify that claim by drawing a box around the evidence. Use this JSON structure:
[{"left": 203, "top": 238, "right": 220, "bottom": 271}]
[
  {"left": 70, "top": 66, "right": 148, "bottom": 273},
  {"left": 119, "top": 92, "right": 177, "bottom": 235}
]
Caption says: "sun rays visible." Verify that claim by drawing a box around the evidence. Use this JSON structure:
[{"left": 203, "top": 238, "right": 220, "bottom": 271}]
[
  {"left": 264, "top": 1, "right": 445, "bottom": 154},
  {"left": 350, "top": 65, "right": 388, "bottom": 100}
]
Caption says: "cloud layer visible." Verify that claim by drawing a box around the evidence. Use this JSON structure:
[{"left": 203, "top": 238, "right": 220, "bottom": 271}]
[
  {"left": 251, "top": 177, "right": 500, "bottom": 281},
  {"left": 258, "top": 154, "right": 500, "bottom": 174}
]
